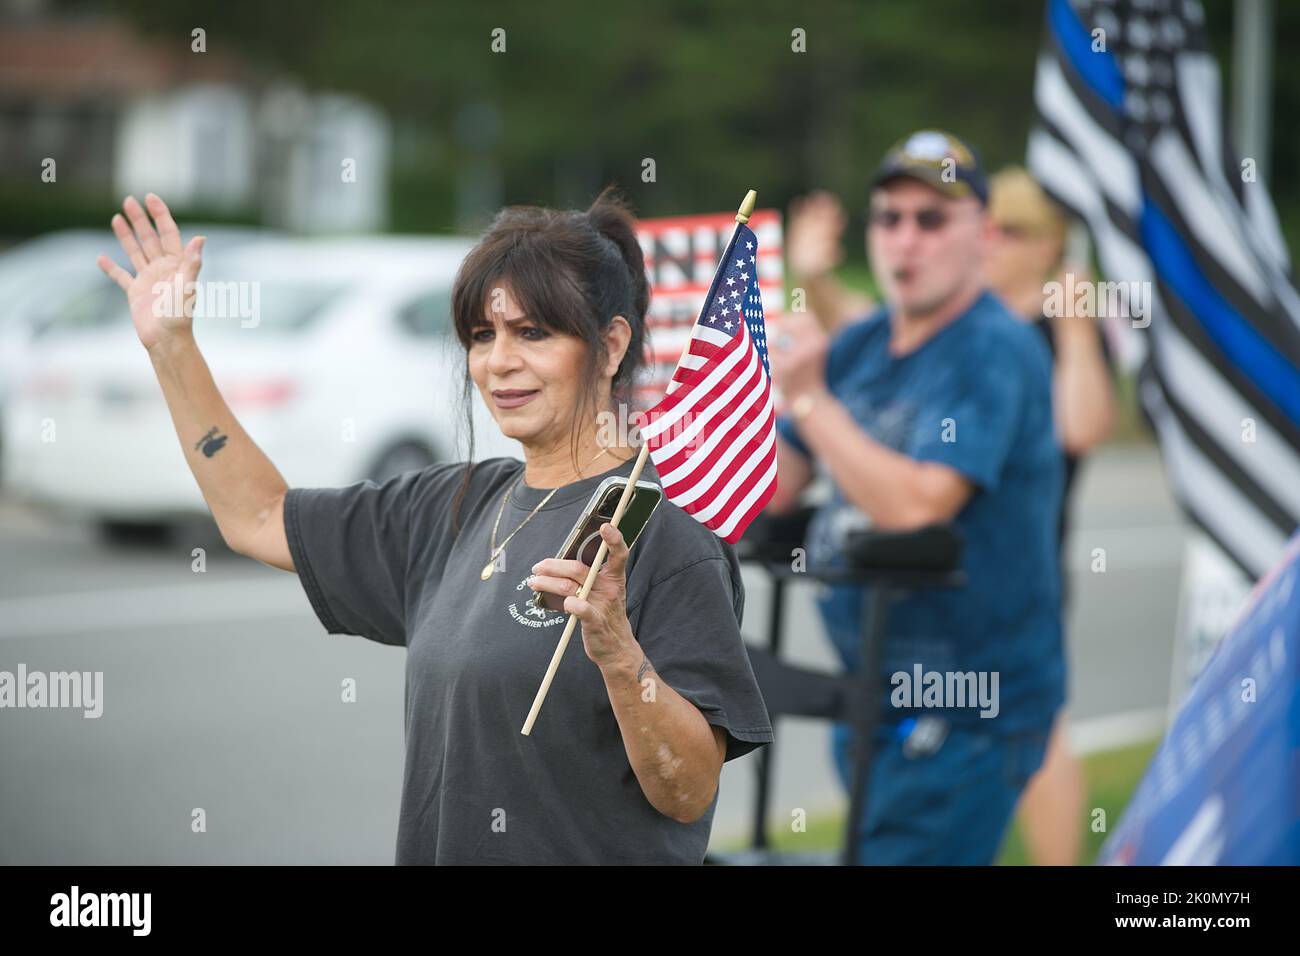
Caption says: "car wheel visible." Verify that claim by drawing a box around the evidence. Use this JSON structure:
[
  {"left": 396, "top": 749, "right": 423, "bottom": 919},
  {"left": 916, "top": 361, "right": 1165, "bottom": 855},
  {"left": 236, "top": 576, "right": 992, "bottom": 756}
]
[
  {"left": 96, "top": 519, "right": 171, "bottom": 548},
  {"left": 170, "top": 514, "right": 235, "bottom": 556},
  {"left": 368, "top": 441, "right": 435, "bottom": 482}
]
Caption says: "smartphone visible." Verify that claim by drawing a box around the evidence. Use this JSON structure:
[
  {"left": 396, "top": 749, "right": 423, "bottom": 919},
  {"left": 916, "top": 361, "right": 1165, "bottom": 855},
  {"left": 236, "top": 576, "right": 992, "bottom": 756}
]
[{"left": 529, "top": 476, "right": 664, "bottom": 612}]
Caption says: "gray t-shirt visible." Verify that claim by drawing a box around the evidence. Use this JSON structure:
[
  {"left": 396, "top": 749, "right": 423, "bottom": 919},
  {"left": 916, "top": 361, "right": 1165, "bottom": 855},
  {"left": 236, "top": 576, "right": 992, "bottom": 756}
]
[{"left": 284, "top": 453, "right": 773, "bottom": 864}]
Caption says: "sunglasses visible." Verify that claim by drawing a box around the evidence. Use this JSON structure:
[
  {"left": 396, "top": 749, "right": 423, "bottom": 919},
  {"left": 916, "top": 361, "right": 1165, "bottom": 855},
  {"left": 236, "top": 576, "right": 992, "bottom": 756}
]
[{"left": 869, "top": 207, "right": 950, "bottom": 232}]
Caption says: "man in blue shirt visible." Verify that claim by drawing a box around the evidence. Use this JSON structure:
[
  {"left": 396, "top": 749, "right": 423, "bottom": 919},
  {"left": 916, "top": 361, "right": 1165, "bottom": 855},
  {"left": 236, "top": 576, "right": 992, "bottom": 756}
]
[{"left": 769, "top": 130, "right": 1065, "bottom": 864}]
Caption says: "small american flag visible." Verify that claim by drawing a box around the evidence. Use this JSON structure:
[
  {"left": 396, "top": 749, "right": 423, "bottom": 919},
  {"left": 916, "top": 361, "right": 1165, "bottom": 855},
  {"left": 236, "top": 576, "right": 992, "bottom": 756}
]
[{"left": 639, "top": 221, "right": 777, "bottom": 543}]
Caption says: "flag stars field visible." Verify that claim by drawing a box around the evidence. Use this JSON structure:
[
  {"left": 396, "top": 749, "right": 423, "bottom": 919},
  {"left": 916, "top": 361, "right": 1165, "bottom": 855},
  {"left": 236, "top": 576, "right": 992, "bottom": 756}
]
[{"left": 640, "top": 218, "right": 778, "bottom": 543}]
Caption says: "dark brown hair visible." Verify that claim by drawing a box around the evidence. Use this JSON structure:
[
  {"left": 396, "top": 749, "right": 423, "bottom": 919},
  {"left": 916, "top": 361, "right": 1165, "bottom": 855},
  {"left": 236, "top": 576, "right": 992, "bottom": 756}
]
[{"left": 446, "top": 186, "right": 649, "bottom": 536}]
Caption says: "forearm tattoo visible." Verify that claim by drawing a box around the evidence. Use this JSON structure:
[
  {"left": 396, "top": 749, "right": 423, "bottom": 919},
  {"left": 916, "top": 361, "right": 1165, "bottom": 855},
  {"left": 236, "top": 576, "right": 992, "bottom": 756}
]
[
  {"left": 195, "top": 426, "right": 228, "bottom": 458},
  {"left": 636, "top": 655, "right": 652, "bottom": 683}
]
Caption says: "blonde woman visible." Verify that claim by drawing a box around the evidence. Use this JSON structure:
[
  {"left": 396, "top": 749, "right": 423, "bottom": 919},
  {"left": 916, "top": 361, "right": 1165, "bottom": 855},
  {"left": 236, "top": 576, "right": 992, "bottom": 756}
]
[{"left": 985, "top": 166, "right": 1117, "bottom": 866}]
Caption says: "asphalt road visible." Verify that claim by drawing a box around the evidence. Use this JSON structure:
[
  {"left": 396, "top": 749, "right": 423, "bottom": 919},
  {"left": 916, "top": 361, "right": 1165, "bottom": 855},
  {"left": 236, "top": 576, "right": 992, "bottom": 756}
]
[{"left": 0, "top": 444, "right": 1187, "bottom": 863}]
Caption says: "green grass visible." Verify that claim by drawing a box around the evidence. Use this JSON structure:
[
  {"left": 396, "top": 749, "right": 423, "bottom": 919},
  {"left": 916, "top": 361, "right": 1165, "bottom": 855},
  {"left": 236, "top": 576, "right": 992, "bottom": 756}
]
[
  {"left": 1107, "top": 370, "right": 1153, "bottom": 445},
  {"left": 723, "top": 737, "right": 1161, "bottom": 865},
  {"left": 998, "top": 737, "right": 1160, "bottom": 865}
]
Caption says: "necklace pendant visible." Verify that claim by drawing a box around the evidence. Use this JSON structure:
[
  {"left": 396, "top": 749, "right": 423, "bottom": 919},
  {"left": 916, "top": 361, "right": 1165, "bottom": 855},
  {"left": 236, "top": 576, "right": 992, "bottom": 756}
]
[{"left": 482, "top": 547, "right": 505, "bottom": 581}]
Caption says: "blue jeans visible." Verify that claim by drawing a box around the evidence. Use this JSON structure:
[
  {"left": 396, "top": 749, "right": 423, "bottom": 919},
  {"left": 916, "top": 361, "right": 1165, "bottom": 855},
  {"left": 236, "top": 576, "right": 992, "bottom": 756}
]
[{"left": 831, "top": 719, "right": 1050, "bottom": 865}]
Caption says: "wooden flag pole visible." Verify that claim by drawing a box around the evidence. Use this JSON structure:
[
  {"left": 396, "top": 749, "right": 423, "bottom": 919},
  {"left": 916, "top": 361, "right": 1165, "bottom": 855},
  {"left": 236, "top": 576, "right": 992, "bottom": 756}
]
[{"left": 520, "top": 189, "right": 757, "bottom": 736}]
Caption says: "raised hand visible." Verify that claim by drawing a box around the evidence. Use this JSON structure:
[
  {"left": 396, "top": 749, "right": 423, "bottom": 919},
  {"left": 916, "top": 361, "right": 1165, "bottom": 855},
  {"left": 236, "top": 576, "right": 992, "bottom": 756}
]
[
  {"left": 786, "top": 190, "right": 849, "bottom": 279},
  {"left": 97, "top": 193, "right": 205, "bottom": 352}
]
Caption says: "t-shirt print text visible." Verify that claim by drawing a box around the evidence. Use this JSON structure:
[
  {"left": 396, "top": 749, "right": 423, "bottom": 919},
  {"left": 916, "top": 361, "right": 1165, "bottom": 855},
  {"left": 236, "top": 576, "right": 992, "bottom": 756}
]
[{"left": 507, "top": 575, "right": 569, "bottom": 629}]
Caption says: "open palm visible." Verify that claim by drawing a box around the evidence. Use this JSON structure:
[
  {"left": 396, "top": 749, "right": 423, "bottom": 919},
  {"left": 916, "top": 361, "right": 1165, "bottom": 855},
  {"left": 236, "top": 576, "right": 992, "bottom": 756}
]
[
  {"left": 97, "top": 193, "right": 205, "bottom": 351},
  {"left": 787, "top": 190, "right": 848, "bottom": 278}
]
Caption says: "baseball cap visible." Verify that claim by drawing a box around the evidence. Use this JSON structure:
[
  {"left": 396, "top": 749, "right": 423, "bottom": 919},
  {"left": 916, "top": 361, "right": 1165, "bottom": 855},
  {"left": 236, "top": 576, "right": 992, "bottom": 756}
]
[{"left": 869, "top": 130, "right": 989, "bottom": 205}]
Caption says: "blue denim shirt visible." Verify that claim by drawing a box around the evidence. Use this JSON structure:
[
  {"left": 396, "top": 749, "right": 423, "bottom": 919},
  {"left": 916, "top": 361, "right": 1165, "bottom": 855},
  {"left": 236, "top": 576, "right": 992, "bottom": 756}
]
[{"left": 777, "top": 291, "right": 1065, "bottom": 733}]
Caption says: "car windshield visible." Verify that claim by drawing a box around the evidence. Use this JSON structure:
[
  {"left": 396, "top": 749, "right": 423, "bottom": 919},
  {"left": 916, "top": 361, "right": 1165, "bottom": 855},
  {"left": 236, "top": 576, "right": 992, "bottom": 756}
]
[
  {"left": 34, "top": 279, "right": 345, "bottom": 337},
  {"left": 194, "top": 278, "right": 345, "bottom": 334},
  {"left": 29, "top": 282, "right": 121, "bottom": 336}
]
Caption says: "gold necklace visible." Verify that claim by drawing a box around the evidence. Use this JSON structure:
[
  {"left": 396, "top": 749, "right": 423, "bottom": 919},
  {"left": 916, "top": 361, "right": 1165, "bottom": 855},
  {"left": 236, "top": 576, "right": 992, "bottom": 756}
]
[{"left": 480, "top": 446, "right": 613, "bottom": 581}]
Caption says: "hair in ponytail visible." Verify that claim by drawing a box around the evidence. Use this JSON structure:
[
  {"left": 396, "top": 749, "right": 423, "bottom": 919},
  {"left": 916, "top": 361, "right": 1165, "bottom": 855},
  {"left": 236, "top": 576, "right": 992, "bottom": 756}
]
[{"left": 446, "top": 186, "right": 650, "bottom": 536}]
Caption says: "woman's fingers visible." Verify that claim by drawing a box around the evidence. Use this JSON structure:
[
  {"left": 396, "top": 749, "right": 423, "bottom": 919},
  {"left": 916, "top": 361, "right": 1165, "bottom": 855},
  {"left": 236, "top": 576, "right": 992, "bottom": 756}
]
[
  {"left": 533, "top": 557, "right": 590, "bottom": 584},
  {"left": 146, "top": 193, "right": 184, "bottom": 257},
  {"left": 528, "top": 573, "right": 603, "bottom": 630},
  {"left": 181, "top": 235, "right": 205, "bottom": 286},
  {"left": 105, "top": 195, "right": 199, "bottom": 296},
  {"left": 97, "top": 254, "right": 133, "bottom": 292},
  {"left": 122, "top": 195, "right": 163, "bottom": 261},
  {"left": 527, "top": 573, "right": 580, "bottom": 598},
  {"left": 534, "top": 527, "right": 628, "bottom": 584},
  {"left": 110, "top": 213, "right": 147, "bottom": 272},
  {"left": 598, "top": 523, "right": 628, "bottom": 577},
  {"left": 563, "top": 595, "right": 592, "bottom": 619}
]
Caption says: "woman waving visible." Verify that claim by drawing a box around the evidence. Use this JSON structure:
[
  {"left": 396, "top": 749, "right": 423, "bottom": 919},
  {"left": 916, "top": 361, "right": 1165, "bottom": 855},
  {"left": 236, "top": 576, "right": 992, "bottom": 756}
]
[{"left": 98, "top": 189, "right": 773, "bottom": 864}]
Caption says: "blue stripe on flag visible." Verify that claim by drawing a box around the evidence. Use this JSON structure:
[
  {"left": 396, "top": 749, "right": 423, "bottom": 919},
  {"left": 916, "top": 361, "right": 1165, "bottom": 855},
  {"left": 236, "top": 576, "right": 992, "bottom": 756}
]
[
  {"left": 1049, "top": 0, "right": 1300, "bottom": 429},
  {"left": 1141, "top": 200, "right": 1300, "bottom": 428},
  {"left": 1049, "top": 0, "right": 1125, "bottom": 110}
]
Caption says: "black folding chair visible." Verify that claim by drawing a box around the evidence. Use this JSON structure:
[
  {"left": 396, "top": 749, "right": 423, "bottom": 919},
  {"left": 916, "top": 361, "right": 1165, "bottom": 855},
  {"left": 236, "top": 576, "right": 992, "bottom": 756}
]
[{"left": 707, "top": 508, "right": 965, "bottom": 865}]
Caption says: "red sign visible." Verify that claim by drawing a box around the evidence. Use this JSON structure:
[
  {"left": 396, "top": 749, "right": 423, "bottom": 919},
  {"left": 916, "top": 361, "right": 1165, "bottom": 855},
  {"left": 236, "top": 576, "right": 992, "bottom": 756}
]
[{"left": 634, "top": 209, "right": 784, "bottom": 409}]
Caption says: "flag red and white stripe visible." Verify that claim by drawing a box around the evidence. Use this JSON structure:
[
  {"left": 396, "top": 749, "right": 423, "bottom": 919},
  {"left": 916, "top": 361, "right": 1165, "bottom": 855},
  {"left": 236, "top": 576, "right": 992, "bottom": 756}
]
[{"left": 639, "top": 222, "right": 777, "bottom": 543}]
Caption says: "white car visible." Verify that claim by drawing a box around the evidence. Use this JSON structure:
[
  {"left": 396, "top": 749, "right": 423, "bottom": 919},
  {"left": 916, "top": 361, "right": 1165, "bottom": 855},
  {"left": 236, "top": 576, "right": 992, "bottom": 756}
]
[
  {"left": 0, "top": 228, "right": 267, "bottom": 471},
  {"left": 0, "top": 232, "right": 127, "bottom": 447},
  {"left": 2, "top": 235, "right": 522, "bottom": 539}
]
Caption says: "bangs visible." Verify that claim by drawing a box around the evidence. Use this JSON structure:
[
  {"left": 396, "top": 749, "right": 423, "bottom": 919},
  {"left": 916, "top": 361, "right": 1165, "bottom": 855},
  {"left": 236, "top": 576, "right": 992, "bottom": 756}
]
[{"left": 452, "top": 221, "right": 594, "bottom": 348}]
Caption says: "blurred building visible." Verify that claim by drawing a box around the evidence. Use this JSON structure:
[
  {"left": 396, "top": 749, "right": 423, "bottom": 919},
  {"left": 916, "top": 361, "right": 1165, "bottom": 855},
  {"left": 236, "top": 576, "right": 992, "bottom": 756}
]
[{"left": 0, "top": 10, "right": 390, "bottom": 234}]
